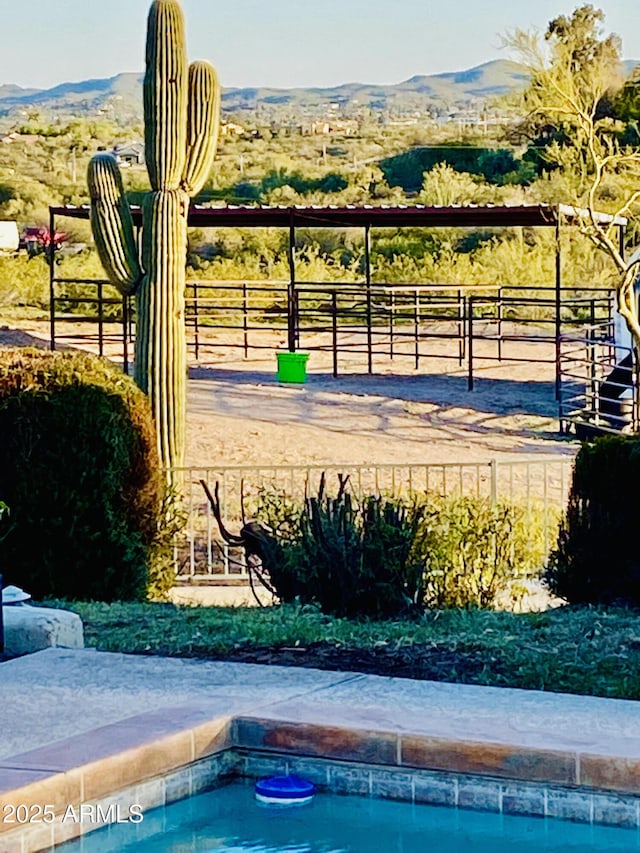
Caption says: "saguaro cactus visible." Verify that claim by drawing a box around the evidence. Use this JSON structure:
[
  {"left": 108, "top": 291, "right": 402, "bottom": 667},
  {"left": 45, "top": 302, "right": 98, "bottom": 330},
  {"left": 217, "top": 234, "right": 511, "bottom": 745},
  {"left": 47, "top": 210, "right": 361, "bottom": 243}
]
[{"left": 88, "top": 0, "right": 220, "bottom": 471}]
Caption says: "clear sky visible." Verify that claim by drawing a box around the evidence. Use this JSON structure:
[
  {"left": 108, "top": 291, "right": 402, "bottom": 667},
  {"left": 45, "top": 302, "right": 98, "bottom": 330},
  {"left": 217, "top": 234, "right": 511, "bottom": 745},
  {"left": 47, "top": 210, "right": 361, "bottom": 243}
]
[{"left": 2, "top": 0, "right": 640, "bottom": 91}]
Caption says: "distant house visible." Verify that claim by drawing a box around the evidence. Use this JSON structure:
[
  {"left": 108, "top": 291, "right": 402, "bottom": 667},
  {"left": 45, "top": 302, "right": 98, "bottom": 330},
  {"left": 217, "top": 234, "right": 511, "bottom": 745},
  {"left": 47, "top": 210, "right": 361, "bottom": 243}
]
[
  {"left": 0, "top": 221, "right": 19, "bottom": 253},
  {"left": 221, "top": 121, "right": 245, "bottom": 137},
  {"left": 298, "top": 119, "right": 357, "bottom": 136},
  {"left": 0, "top": 132, "right": 41, "bottom": 145},
  {"left": 113, "top": 142, "right": 145, "bottom": 166}
]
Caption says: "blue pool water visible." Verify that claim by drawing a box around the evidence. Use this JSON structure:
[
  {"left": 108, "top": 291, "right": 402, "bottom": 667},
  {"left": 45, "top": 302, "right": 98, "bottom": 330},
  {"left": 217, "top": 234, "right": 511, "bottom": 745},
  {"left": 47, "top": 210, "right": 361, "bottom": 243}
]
[{"left": 58, "top": 782, "right": 640, "bottom": 852}]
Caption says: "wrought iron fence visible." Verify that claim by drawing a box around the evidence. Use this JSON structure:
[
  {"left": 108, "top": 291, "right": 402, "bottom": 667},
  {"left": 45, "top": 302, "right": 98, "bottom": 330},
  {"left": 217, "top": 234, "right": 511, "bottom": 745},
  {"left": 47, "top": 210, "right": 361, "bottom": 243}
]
[{"left": 170, "top": 457, "right": 574, "bottom": 579}]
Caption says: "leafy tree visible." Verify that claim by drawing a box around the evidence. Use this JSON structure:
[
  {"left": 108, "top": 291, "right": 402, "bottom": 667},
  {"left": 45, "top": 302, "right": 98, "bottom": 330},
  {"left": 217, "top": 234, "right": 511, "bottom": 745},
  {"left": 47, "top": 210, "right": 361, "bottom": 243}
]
[
  {"left": 506, "top": 5, "right": 640, "bottom": 349},
  {"left": 612, "top": 65, "right": 640, "bottom": 144},
  {"left": 418, "top": 163, "right": 484, "bottom": 206}
]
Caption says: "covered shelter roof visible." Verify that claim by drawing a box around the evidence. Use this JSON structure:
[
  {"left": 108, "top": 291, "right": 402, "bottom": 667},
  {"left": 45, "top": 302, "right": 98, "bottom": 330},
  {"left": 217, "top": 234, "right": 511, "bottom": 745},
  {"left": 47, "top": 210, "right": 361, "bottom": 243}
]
[{"left": 50, "top": 203, "right": 627, "bottom": 229}]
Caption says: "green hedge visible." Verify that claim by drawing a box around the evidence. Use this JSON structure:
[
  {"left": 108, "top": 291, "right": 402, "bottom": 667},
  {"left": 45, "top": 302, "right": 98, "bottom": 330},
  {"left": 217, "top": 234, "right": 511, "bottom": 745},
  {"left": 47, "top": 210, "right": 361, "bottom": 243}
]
[
  {"left": 0, "top": 348, "right": 172, "bottom": 601},
  {"left": 548, "top": 436, "right": 640, "bottom": 605}
]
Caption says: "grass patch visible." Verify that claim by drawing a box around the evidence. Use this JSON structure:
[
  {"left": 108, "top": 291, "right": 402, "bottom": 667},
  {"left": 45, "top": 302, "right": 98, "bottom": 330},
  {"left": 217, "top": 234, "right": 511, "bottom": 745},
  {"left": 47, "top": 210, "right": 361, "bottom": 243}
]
[
  {"left": 0, "top": 305, "right": 49, "bottom": 322},
  {"left": 48, "top": 600, "right": 640, "bottom": 700}
]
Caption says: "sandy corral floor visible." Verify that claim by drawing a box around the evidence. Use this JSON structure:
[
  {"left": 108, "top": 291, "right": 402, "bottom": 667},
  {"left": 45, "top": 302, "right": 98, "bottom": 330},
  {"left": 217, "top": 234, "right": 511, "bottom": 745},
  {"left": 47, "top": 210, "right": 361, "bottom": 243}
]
[
  {"left": 0, "top": 319, "right": 578, "bottom": 469},
  {"left": 187, "top": 361, "right": 572, "bottom": 468}
]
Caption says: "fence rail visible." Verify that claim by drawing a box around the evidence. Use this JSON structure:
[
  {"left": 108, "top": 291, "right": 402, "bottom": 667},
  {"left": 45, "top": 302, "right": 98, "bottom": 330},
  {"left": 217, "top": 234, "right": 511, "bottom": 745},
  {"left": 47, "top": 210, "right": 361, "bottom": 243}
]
[
  {"left": 170, "top": 457, "right": 574, "bottom": 579},
  {"left": 559, "top": 315, "right": 639, "bottom": 436},
  {"left": 50, "top": 278, "right": 618, "bottom": 424}
]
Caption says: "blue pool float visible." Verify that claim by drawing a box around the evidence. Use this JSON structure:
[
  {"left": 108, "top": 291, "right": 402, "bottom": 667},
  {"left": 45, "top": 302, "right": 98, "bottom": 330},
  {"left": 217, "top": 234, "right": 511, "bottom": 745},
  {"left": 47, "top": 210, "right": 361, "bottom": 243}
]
[{"left": 255, "top": 775, "right": 316, "bottom": 806}]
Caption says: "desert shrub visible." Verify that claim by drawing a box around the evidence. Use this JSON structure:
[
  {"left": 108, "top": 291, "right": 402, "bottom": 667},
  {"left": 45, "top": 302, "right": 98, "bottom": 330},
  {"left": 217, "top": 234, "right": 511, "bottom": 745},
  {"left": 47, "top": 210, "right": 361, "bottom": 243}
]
[
  {"left": 0, "top": 254, "right": 49, "bottom": 309},
  {"left": 256, "top": 477, "right": 426, "bottom": 618},
  {"left": 547, "top": 436, "right": 640, "bottom": 605},
  {"left": 254, "top": 483, "right": 545, "bottom": 615},
  {"left": 418, "top": 496, "right": 544, "bottom": 609},
  {"left": 145, "top": 488, "right": 186, "bottom": 600},
  {"left": 0, "top": 348, "right": 176, "bottom": 600}
]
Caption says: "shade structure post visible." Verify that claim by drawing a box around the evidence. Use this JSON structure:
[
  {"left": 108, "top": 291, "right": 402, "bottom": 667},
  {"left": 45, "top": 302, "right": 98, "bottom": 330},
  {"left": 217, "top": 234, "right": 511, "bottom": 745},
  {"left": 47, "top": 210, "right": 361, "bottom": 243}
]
[
  {"left": 48, "top": 208, "right": 56, "bottom": 350},
  {"left": 365, "top": 224, "right": 372, "bottom": 374},
  {"left": 555, "top": 219, "right": 562, "bottom": 403},
  {"left": 287, "top": 212, "right": 296, "bottom": 353}
]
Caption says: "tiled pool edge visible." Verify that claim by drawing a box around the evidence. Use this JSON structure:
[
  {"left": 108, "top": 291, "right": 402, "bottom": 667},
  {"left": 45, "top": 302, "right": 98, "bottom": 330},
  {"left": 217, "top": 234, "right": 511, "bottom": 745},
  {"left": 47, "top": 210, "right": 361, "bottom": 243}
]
[
  {"left": 3, "top": 708, "right": 640, "bottom": 852},
  {"left": 236, "top": 749, "right": 640, "bottom": 828},
  {"left": 0, "top": 751, "right": 239, "bottom": 853},
  {"left": 0, "top": 708, "right": 235, "bottom": 852}
]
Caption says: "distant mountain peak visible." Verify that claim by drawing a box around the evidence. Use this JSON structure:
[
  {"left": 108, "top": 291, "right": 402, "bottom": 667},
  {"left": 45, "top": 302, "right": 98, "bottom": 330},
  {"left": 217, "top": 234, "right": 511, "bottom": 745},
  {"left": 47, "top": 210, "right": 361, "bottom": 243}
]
[{"left": 0, "top": 58, "right": 635, "bottom": 118}]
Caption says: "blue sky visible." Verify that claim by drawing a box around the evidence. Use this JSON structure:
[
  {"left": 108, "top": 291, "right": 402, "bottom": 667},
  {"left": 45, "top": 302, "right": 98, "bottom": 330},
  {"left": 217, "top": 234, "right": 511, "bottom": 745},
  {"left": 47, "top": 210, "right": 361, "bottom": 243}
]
[{"left": 2, "top": 0, "right": 640, "bottom": 90}]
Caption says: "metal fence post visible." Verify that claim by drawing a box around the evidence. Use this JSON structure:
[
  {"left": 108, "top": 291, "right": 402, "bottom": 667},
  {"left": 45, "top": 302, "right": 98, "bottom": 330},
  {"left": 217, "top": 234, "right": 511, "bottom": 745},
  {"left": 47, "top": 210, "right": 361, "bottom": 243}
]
[
  {"left": 193, "top": 281, "right": 200, "bottom": 362},
  {"left": 332, "top": 290, "right": 338, "bottom": 378},
  {"left": 122, "top": 295, "right": 129, "bottom": 374},
  {"left": 497, "top": 286, "right": 503, "bottom": 362},
  {"left": 635, "top": 352, "right": 640, "bottom": 433},
  {"left": 389, "top": 290, "right": 395, "bottom": 360},
  {"left": 97, "top": 280, "right": 104, "bottom": 356},
  {"left": 365, "top": 224, "right": 372, "bottom": 374},
  {"left": 287, "top": 214, "right": 297, "bottom": 352},
  {"left": 468, "top": 297, "right": 474, "bottom": 390},
  {"left": 554, "top": 220, "right": 562, "bottom": 402},
  {"left": 414, "top": 288, "right": 420, "bottom": 370},
  {"left": 48, "top": 209, "right": 56, "bottom": 351},
  {"left": 588, "top": 298, "right": 596, "bottom": 420},
  {"left": 458, "top": 289, "right": 465, "bottom": 364},
  {"left": 243, "top": 281, "right": 249, "bottom": 358}
]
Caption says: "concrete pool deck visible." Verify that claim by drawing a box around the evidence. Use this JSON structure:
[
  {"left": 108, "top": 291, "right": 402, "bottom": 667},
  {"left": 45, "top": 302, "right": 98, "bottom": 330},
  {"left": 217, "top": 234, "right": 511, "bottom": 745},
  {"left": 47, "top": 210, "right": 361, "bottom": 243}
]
[{"left": 2, "top": 648, "right": 640, "bottom": 850}]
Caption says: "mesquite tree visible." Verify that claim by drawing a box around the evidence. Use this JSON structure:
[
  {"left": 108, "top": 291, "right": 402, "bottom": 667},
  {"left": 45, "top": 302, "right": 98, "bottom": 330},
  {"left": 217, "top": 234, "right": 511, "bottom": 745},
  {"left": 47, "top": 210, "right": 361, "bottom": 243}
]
[
  {"left": 88, "top": 0, "right": 220, "bottom": 470},
  {"left": 506, "top": 6, "right": 640, "bottom": 350}
]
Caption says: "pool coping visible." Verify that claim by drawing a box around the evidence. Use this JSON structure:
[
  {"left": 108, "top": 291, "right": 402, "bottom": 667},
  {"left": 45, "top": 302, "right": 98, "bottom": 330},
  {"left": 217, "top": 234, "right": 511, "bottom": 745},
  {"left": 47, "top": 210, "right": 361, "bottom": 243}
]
[{"left": 3, "top": 691, "right": 640, "bottom": 851}]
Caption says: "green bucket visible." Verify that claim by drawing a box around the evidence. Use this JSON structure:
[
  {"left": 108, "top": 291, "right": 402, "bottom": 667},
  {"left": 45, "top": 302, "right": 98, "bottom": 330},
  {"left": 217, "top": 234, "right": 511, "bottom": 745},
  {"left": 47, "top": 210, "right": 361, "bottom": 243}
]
[{"left": 277, "top": 351, "right": 309, "bottom": 383}]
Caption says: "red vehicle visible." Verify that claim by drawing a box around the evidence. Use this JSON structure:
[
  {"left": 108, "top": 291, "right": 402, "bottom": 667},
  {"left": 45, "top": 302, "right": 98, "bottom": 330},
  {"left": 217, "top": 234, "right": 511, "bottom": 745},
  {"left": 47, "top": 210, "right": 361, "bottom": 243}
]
[{"left": 21, "top": 226, "right": 68, "bottom": 257}]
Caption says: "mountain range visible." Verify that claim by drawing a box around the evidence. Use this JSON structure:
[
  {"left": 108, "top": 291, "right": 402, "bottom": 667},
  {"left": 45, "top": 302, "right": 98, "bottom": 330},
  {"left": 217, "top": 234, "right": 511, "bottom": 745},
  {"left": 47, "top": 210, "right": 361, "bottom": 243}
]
[
  {"left": 1, "top": 59, "right": 637, "bottom": 119},
  {"left": 0, "top": 60, "right": 535, "bottom": 118}
]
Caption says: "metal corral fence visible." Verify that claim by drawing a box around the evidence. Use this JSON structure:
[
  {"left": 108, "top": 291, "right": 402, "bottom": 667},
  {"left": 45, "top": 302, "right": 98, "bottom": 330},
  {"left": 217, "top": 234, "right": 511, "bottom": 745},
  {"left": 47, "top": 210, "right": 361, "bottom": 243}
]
[
  {"left": 170, "top": 457, "right": 575, "bottom": 579},
  {"left": 48, "top": 277, "right": 622, "bottom": 434},
  {"left": 559, "top": 315, "right": 639, "bottom": 436},
  {"left": 49, "top": 278, "right": 613, "bottom": 374}
]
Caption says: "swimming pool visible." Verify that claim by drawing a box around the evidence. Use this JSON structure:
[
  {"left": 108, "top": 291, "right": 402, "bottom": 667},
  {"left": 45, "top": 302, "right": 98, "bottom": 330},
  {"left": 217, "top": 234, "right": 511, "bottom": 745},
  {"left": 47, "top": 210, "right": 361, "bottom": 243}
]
[{"left": 56, "top": 781, "right": 640, "bottom": 852}]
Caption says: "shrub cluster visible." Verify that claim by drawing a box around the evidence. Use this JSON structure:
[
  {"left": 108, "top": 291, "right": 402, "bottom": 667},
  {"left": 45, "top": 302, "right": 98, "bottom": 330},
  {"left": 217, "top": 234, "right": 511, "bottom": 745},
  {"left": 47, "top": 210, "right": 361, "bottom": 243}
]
[
  {"left": 269, "top": 479, "right": 425, "bottom": 619},
  {"left": 547, "top": 436, "right": 640, "bottom": 605},
  {"left": 255, "top": 479, "right": 545, "bottom": 617},
  {"left": 0, "top": 348, "right": 175, "bottom": 601},
  {"left": 420, "top": 496, "right": 540, "bottom": 609}
]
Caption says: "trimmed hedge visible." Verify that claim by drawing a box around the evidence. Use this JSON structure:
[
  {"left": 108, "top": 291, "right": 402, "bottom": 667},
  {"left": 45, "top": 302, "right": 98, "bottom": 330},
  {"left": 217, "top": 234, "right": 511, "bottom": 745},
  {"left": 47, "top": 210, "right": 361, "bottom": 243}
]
[
  {"left": 0, "top": 348, "right": 170, "bottom": 601},
  {"left": 547, "top": 436, "right": 640, "bottom": 605}
]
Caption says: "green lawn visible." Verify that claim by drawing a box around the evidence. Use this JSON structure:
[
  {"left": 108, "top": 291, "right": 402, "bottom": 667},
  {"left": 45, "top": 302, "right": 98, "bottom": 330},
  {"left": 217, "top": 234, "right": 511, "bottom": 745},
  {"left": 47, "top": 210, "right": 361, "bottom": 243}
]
[{"left": 52, "top": 601, "right": 640, "bottom": 701}]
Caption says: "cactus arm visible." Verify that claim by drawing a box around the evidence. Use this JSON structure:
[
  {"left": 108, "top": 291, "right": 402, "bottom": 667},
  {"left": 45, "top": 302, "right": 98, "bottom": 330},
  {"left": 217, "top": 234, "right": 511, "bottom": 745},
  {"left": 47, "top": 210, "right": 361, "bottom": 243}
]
[
  {"left": 88, "top": 153, "right": 142, "bottom": 295},
  {"left": 181, "top": 61, "right": 220, "bottom": 197},
  {"left": 144, "top": 0, "right": 188, "bottom": 191}
]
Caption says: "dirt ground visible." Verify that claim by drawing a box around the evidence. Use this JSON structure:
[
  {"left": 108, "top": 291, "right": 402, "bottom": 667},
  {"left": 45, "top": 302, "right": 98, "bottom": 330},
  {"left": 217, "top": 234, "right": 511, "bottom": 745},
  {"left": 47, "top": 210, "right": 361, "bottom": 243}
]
[
  {"left": 165, "top": 642, "right": 513, "bottom": 683},
  {"left": 0, "top": 318, "right": 577, "bottom": 468}
]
